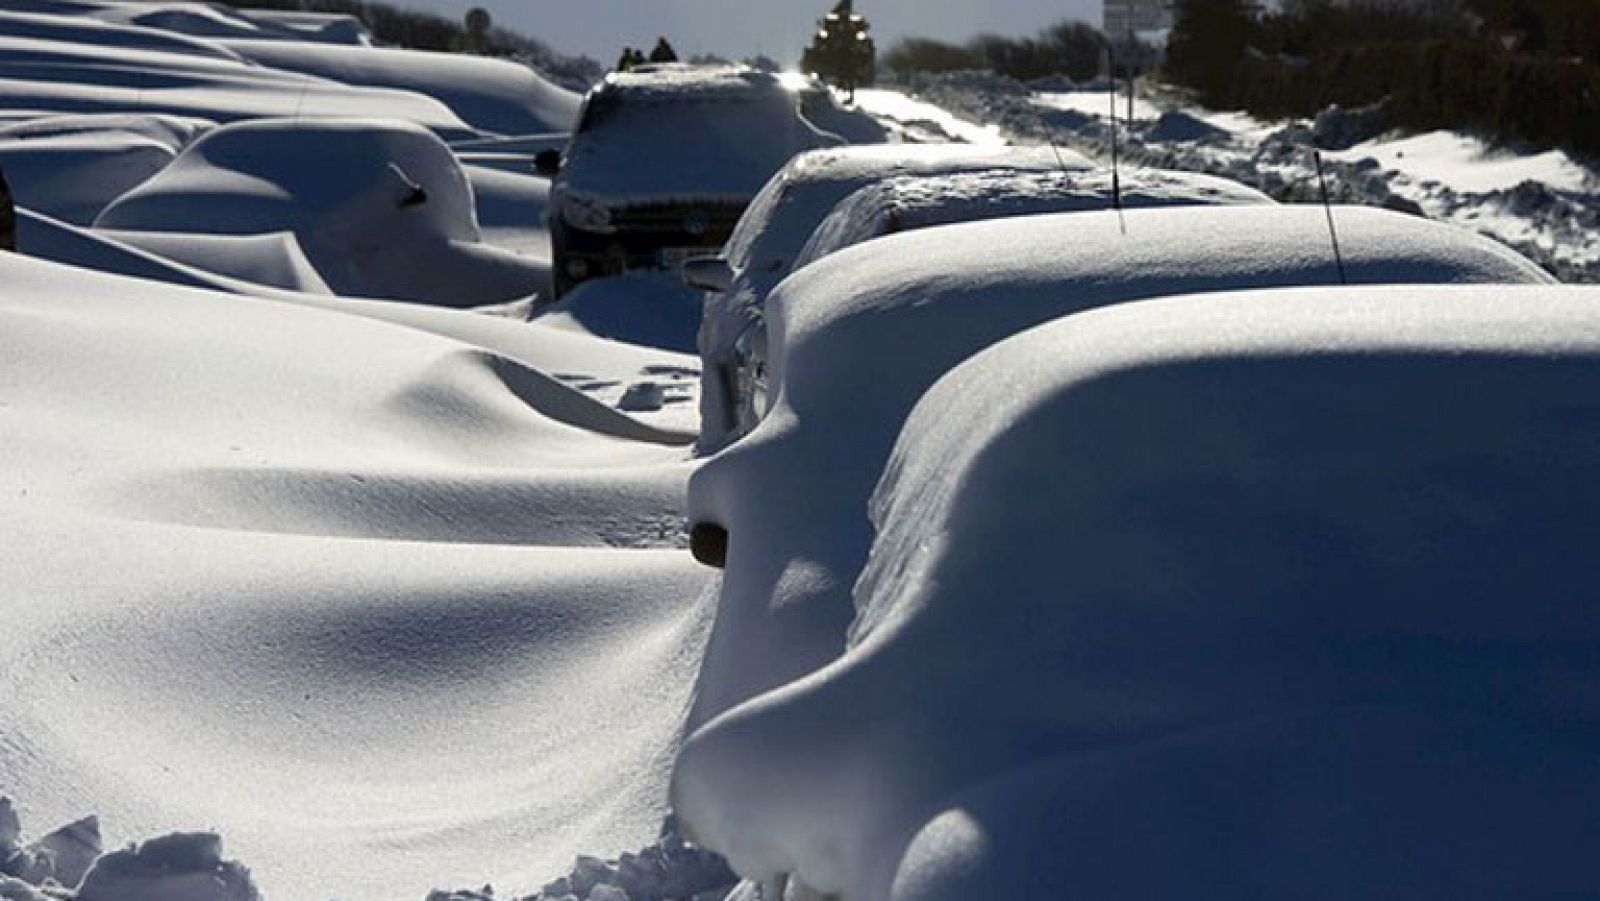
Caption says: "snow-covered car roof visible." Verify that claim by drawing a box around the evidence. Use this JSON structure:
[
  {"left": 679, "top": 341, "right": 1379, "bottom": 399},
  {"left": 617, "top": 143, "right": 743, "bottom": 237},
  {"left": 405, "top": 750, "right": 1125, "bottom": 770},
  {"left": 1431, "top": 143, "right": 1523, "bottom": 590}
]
[
  {"left": 681, "top": 203, "right": 1552, "bottom": 739},
  {"left": 555, "top": 65, "right": 837, "bottom": 209},
  {"left": 696, "top": 141, "right": 1097, "bottom": 451},
  {"left": 792, "top": 166, "right": 1274, "bottom": 272},
  {"left": 721, "top": 142, "right": 1096, "bottom": 280},
  {"left": 676, "top": 283, "right": 1600, "bottom": 900}
]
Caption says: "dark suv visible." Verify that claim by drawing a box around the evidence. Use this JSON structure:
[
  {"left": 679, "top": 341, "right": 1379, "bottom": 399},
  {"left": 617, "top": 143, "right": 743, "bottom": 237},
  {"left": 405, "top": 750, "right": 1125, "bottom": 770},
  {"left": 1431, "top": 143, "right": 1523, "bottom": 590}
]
[{"left": 546, "top": 65, "right": 838, "bottom": 297}]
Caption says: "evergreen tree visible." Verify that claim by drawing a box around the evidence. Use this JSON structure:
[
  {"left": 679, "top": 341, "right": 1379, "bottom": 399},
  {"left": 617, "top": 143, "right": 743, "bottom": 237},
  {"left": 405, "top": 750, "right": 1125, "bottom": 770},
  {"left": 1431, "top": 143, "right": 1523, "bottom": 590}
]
[
  {"left": 802, "top": 0, "right": 876, "bottom": 100},
  {"left": 1165, "top": 0, "right": 1260, "bottom": 102}
]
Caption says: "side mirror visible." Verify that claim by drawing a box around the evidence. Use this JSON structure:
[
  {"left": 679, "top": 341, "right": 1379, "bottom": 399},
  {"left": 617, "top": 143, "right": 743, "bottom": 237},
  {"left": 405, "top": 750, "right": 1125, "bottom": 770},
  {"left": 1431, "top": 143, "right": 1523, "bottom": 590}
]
[
  {"left": 533, "top": 148, "right": 562, "bottom": 177},
  {"left": 690, "top": 522, "right": 728, "bottom": 569},
  {"left": 681, "top": 255, "right": 733, "bottom": 293}
]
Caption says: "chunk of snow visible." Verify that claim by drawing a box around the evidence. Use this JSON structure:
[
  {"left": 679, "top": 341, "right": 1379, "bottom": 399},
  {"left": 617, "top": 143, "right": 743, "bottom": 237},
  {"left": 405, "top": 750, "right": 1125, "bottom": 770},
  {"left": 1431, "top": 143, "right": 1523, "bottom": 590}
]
[{"left": 76, "top": 832, "right": 260, "bottom": 901}]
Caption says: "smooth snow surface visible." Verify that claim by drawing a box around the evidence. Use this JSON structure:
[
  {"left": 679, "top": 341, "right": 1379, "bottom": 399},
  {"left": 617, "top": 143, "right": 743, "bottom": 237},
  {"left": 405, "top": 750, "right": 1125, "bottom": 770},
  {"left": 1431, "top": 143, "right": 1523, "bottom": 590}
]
[
  {"left": 0, "top": 252, "right": 711, "bottom": 901},
  {"left": 95, "top": 117, "right": 546, "bottom": 304},
  {"left": 219, "top": 39, "right": 580, "bottom": 136},
  {"left": 1329, "top": 129, "right": 1597, "bottom": 195},
  {"left": 0, "top": 30, "right": 474, "bottom": 138},
  {"left": 850, "top": 89, "right": 1005, "bottom": 145},
  {"left": 683, "top": 204, "right": 1552, "bottom": 741},
  {"left": 677, "top": 285, "right": 1600, "bottom": 900}
]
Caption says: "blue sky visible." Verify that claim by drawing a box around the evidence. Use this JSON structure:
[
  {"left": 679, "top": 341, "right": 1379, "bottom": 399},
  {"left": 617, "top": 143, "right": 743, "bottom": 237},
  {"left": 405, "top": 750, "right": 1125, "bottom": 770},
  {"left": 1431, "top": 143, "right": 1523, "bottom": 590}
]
[{"left": 399, "top": 0, "right": 1104, "bottom": 65}]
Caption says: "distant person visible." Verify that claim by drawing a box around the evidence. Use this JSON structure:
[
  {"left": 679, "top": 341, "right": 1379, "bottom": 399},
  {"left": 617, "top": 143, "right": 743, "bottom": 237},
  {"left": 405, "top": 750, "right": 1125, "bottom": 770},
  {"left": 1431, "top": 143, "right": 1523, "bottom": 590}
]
[
  {"left": 628, "top": 47, "right": 647, "bottom": 68},
  {"left": 0, "top": 164, "right": 14, "bottom": 252},
  {"left": 649, "top": 37, "right": 679, "bottom": 63},
  {"left": 616, "top": 46, "right": 637, "bottom": 71}
]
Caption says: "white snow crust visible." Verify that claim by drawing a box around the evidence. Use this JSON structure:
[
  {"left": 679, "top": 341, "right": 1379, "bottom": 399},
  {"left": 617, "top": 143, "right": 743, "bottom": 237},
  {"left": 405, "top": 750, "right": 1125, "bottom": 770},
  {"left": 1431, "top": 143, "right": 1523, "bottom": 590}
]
[{"left": 676, "top": 284, "right": 1600, "bottom": 900}]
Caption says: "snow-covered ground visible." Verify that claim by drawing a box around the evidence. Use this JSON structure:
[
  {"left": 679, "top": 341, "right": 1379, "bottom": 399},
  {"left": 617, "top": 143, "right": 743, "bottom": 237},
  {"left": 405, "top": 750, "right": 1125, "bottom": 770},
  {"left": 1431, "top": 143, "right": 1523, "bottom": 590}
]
[
  {"left": 909, "top": 72, "right": 1600, "bottom": 282},
  {"left": 3, "top": 3, "right": 1593, "bottom": 898}
]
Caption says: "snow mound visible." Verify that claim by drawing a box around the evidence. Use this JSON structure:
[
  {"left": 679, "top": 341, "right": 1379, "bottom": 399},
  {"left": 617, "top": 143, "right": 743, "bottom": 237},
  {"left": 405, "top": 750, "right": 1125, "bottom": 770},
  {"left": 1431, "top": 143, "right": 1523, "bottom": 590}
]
[
  {"left": 537, "top": 273, "right": 703, "bottom": 355},
  {"left": 676, "top": 284, "right": 1600, "bottom": 900},
  {"left": 220, "top": 40, "right": 580, "bottom": 136},
  {"left": 684, "top": 204, "right": 1553, "bottom": 739},
  {"left": 99, "top": 229, "right": 333, "bottom": 293},
  {"left": 0, "top": 9, "right": 244, "bottom": 62},
  {"left": 1144, "top": 109, "right": 1228, "bottom": 143},
  {"left": 0, "top": 250, "right": 712, "bottom": 900},
  {"left": 77, "top": 833, "right": 259, "bottom": 901},
  {"left": 95, "top": 117, "right": 544, "bottom": 304},
  {"left": 0, "top": 112, "right": 213, "bottom": 151},
  {"left": 0, "top": 31, "right": 475, "bottom": 139}
]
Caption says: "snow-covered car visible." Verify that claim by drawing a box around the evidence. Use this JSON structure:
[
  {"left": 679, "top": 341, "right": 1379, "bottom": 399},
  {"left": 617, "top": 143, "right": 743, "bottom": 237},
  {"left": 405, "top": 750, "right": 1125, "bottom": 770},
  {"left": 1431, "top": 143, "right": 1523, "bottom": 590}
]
[
  {"left": 679, "top": 204, "right": 1553, "bottom": 738},
  {"left": 547, "top": 65, "right": 838, "bottom": 298},
  {"left": 701, "top": 166, "right": 1274, "bottom": 447},
  {"left": 94, "top": 117, "right": 547, "bottom": 305},
  {"left": 675, "top": 282, "right": 1600, "bottom": 900},
  {"left": 684, "top": 142, "right": 1103, "bottom": 452}
]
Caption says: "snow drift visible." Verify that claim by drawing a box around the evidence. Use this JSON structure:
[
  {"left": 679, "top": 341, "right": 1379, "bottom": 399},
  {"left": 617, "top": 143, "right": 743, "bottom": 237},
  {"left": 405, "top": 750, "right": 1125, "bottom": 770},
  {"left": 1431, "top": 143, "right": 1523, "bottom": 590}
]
[
  {"left": 220, "top": 39, "right": 580, "bottom": 137},
  {"left": 0, "top": 250, "right": 711, "bottom": 900},
  {"left": 676, "top": 284, "right": 1600, "bottom": 900}
]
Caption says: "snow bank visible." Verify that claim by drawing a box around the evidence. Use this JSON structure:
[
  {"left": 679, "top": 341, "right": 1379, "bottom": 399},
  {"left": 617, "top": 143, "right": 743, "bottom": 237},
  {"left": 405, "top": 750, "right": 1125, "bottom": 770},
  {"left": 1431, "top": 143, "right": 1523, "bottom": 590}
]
[
  {"left": 95, "top": 117, "right": 545, "bottom": 304},
  {"left": 0, "top": 9, "right": 245, "bottom": 62},
  {"left": 536, "top": 272, "right": 703, "bottom": 355},
  {"left": 0, "top": 250, "right": 712, "bottom": 900},
  {"left": 676, "top": 284, "right": 1600, "bottom": 900},
  {"left": 906, "top": 74, "right": 1600, "bottom": 282},
  {"left": 683, "top": 204, "right": 1552, "bottom": 737},
  {"left": 0, "top": 33, "right": 475, "bottom": 139},
  {"left": 220, "top": 40, "right": 580, "bottom": 136}
]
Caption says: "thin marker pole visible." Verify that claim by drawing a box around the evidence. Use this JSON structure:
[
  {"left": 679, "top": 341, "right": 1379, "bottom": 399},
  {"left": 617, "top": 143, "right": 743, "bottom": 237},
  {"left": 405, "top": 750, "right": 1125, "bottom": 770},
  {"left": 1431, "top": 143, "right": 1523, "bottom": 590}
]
[{"left": 1312, "top": 151, "right": 1348, "bottom": 285}]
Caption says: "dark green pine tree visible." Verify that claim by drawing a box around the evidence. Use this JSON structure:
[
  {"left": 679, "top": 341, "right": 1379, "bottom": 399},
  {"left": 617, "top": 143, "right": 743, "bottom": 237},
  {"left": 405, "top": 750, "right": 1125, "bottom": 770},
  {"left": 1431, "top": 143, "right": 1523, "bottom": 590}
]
[
  {"left": 1165, "top": 0, "right": 1260, "bottom": 104},
  {"left": 802, "top": 0, "right": 876, "bottom": 101}
]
